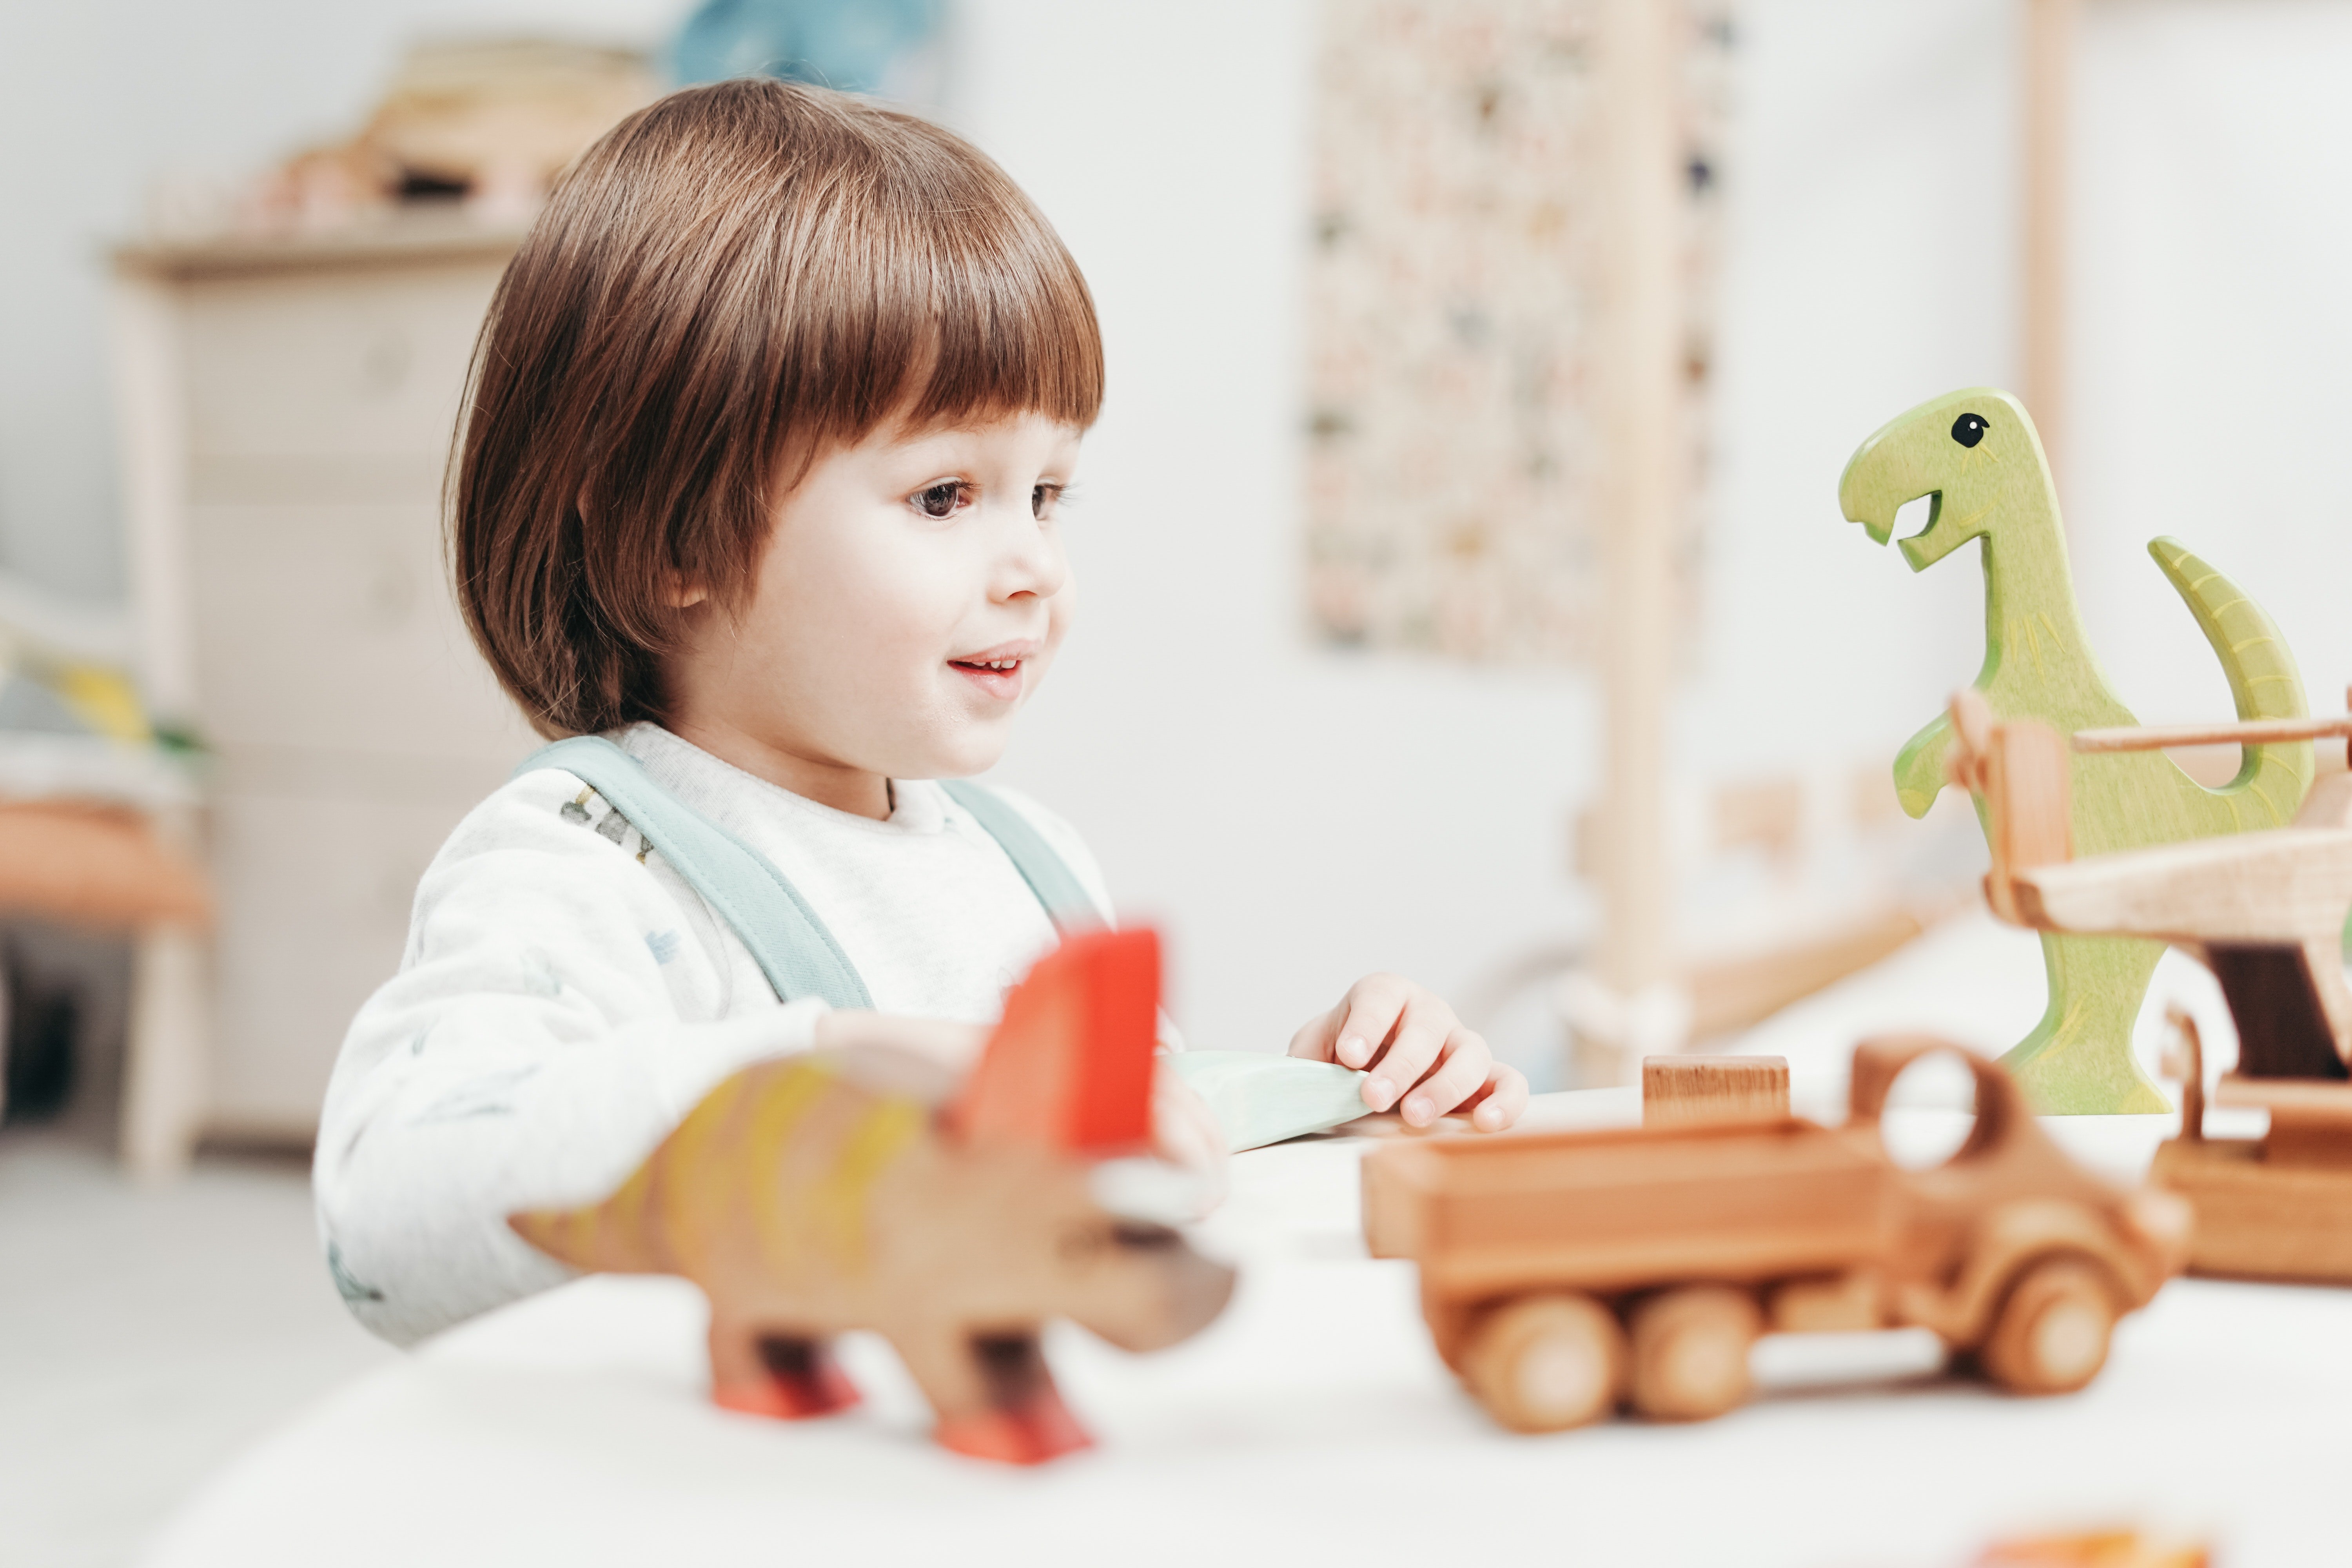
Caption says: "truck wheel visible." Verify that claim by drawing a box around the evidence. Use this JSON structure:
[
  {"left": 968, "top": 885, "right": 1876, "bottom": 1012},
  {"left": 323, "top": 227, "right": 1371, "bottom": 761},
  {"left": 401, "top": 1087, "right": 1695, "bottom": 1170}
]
[
  {"left": 1978, "top": 1259, "right": 2115, "bottom": 1396},
  {"left": 1626, "top": 1286, "right": 1761, "bottom": 1421},
  {"left": 1460, "top": 1292, "right": 1625, "bottom": 1432}
]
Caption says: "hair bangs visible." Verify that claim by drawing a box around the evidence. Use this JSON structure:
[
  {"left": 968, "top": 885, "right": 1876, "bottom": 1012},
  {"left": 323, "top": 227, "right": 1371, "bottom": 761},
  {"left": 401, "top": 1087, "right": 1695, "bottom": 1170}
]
[
  {"left": 776, "top": 132, "right": 1104, "bottom": 463},
  {"left": 897, "top": 198, "right": 1104, "bottom": 436}
]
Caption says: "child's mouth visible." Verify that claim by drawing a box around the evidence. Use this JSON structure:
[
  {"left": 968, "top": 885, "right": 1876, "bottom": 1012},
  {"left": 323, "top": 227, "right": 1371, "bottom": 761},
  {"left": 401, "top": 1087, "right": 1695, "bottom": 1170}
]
[{"left": 949, "top": 656, "right": 1024, "bottom": 701}]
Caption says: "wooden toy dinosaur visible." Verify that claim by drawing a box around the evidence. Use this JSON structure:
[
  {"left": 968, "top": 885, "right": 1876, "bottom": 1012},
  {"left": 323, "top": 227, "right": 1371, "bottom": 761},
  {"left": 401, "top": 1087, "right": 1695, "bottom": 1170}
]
[
  {"left": 1839, "top": 387, "right": 2313, "bottom": 1114},
  {"left": 509, "top": 929, "right": 1236, "bottom": 1465}
]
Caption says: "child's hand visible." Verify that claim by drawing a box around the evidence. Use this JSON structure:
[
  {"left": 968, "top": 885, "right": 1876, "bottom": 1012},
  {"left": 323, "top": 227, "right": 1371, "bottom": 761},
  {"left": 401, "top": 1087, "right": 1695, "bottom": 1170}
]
[
  {"left": 1152, "top": 1067, "right": 1232, "bottom": 1213},
  {"left": 1152, "top": 1062, "right": 1229, "bottom": 1182},
  {"left": 1287, "top": 975, "right": 1529, "bottom": 1132}
]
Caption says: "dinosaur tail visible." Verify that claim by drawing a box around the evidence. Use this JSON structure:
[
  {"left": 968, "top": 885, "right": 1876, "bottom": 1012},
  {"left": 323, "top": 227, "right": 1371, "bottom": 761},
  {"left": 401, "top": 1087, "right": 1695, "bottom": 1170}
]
[
  {"left": 2148, "top": 536, "right": 2314, "bottom": 826},
  {"left": 505, "top": 1074, "right": 752, "bottom": 1276},
  {"left": 508, "top": 1157, "right": 665, "bottom": 1276},
  {"left": 505, "top": 1057, "right": 875, "bottom": 1279}
]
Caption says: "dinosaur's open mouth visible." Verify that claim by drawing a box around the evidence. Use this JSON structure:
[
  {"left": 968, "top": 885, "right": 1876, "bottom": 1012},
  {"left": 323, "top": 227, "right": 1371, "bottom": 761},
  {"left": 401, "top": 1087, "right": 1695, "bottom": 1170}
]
[{"left": 1896, "top": 492, "right": 1941, "bottom": 544}]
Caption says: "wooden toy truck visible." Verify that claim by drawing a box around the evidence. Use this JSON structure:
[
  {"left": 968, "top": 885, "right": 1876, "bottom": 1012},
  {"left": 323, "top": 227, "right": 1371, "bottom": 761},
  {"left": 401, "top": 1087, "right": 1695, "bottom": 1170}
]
[{"left": 1363, "top": 1042, "right": 2188, "bottom": 1433}]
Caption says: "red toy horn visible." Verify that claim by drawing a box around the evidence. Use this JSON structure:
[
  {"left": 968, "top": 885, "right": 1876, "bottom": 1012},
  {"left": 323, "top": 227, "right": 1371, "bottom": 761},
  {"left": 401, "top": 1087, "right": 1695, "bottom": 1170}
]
[{"left": 947, "top": 928, "right": 1160, "bottom": 1155}]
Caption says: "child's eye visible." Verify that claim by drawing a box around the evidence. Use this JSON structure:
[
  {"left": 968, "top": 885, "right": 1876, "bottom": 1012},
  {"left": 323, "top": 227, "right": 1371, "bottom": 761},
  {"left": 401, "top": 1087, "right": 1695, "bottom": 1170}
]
[
  {"left": 911, "top": 480, "right": 968, "bottom": 520},
  {"left": 1032, "top": 483, "right": 1067, "bottom": 520}
]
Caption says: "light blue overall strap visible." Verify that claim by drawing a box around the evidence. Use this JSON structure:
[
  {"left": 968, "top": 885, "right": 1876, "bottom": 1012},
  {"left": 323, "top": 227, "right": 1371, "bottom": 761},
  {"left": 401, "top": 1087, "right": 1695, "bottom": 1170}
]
[
  {"left": 937, "top": 778, "right": 1105, "bottom": 934},
  {"left": 515, "top": 735, "right": 873, "bottom": 1010}
]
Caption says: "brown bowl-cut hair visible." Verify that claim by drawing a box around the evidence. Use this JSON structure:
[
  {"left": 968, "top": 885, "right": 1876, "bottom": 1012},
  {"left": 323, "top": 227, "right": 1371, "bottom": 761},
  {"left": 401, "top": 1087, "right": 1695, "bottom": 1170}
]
[{"left": 452, "top": 78, "right": 1104, "bottom": 738}]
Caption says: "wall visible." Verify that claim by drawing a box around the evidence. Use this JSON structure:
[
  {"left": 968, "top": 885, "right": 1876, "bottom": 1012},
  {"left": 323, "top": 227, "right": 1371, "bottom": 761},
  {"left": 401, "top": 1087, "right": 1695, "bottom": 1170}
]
[
  {"left": 8, "top": 0, "right": 2346, "bottom": 1088},
  {"left": 965, "top": 0, "right": 2018, "bottom": 1076},
  {"left": 2068, "top": 0, "right": 2352, "bottom": 730}
]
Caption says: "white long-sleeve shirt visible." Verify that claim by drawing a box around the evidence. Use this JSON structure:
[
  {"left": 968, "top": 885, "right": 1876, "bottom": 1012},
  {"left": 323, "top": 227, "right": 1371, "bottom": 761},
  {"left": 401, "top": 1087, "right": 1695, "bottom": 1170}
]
[{"left": 312, "top": 722, "right": 1120, "bottom": 1346}]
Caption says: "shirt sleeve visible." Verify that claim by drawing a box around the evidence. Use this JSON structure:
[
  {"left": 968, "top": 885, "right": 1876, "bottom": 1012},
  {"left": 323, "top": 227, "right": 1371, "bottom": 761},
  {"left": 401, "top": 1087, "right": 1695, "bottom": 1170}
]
[{"left": 311, "top": 769, "right": 826, "bottom": 1347}]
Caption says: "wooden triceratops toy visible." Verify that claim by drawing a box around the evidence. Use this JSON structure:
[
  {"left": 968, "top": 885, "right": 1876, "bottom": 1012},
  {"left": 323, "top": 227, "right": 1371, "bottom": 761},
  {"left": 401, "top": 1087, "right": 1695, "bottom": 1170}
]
[{"left": 510, "top": 929, "right": 1235, "bottom": 1464}]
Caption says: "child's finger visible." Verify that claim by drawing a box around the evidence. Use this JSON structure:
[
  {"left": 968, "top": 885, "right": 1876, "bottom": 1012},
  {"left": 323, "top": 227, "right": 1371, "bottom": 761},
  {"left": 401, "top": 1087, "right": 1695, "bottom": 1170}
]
[
  {"left": 1330, "top": 975, "right": 1414, "bottom": 1072},
  {"left": 1466, "top": 1063, "right": 1530, "bottom": 1131},
  {"left": 1397, "top": 1027, "right": 1493, "bottom": 1125},
  {"left": 1361, "top": 994, "right": 1451, "bottom": 1113},
  {"left": 1285, "top": 1005, "right": 1342, "bottom": 1063}
]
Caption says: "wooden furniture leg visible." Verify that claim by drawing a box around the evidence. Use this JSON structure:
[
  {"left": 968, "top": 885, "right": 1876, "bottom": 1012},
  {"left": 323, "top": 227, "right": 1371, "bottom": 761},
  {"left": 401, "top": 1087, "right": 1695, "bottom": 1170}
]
[{"left": 120, "top": 922, "right": 210, "bottom": 1184}]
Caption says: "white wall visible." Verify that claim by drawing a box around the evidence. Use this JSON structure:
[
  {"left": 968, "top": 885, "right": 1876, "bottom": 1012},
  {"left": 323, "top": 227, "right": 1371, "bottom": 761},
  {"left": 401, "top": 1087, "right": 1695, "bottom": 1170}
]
[
  {"left": 11, "top": 0, "right": 2350, "bottom": 1086},
  {"left": 2068, "top": 0, "right": 2352, "bottom": 729},
  {"left": 965, "top": 0, "right": 2024, "bottom": 1075}
]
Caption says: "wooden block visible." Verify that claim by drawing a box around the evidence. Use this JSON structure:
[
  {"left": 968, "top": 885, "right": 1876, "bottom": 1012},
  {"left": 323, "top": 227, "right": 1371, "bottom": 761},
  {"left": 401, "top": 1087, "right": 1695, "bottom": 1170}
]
[{"left": 1641, "top": 1055, "right": 1789, "bottom": 1127}]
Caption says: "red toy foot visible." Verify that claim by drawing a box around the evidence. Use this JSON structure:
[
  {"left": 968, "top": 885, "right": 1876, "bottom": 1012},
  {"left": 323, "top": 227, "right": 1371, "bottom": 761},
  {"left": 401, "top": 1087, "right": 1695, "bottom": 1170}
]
[
  {"left": 711, "top": 1363, "right": 862, "bottom": 1421},
  {"left": 713, "top": 1379, "right": 796, "bottom": 1418},
  {"left": 933, "top": 1389, "right": 1094, "bottom": 1465},
  {"left": 773, "top": 1357, "right": 862, "bottom": 1418}
]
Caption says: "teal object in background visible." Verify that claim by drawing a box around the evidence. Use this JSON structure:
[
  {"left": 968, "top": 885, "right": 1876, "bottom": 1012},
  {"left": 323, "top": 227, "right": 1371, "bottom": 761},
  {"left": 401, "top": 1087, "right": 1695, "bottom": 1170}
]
[
  {"left": 1166, "top": 1052, "right": 1369, "bottom": 1153},
  {"left": 670, "top": 0, "right": 945, "bottom": 93}
]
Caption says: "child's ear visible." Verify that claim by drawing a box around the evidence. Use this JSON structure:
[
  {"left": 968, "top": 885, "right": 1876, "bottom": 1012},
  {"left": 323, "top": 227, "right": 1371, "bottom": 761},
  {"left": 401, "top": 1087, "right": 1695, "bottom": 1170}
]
[
  {"left": 946, "top": 929, "right": 1159, "bottom": 1156},
  {"left": 664, "top": 577, "right": 711, "bottom": 610}
]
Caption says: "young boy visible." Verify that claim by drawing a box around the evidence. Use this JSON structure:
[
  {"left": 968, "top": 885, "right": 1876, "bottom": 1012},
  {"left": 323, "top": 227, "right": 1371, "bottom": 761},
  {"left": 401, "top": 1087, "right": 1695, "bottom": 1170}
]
[{"left": 316, "top": 78, "right": 1526, "bottom": 1346}]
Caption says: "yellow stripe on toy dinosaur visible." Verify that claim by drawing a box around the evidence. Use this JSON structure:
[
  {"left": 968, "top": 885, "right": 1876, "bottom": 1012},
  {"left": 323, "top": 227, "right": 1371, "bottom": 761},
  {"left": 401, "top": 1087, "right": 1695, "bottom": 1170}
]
[
  {"left": 658, "top": 1070, "right": 753, "bottom": 1275},
  {"left": 746, "top": 1061, "right": 838, "bottom": 1269},
  {"left": 602, "top": 1158, "right": 657, "bottom": 1267},
  {"left": 815, "top": 1097, "right": 926, "bottom": 1272}
]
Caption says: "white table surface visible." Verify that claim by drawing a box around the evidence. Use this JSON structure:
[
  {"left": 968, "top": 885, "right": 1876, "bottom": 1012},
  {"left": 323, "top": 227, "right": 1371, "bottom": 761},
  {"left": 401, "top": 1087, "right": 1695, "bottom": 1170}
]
[{"left": 142, "top": 1085, "right": 2352, "bottom": 1568}]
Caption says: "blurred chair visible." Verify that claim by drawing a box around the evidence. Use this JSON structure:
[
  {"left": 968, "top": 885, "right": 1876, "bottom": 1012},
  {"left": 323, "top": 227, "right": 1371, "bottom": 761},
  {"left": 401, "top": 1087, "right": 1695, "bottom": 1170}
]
[
  {"left": 0, "top": 581, "right": 212, "bottom": 1180},
  {"left": 0, "top": 799, "right": 211, "bottom": 1180}
]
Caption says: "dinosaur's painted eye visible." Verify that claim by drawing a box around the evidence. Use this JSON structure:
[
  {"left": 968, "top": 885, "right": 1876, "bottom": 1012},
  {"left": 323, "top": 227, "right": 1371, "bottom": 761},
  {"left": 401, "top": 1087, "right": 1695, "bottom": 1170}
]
[{"left": 1951, "top": 412, "right": 1989, "bottom": 448}]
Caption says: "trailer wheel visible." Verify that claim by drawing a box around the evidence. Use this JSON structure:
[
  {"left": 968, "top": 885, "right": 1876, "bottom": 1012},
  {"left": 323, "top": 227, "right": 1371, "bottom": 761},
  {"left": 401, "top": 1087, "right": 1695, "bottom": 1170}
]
[
  {"left": 1626, "top": 1286, "right": 1761, "bottom": 1421},
  {"left": 1978, "top": 1258, "right": 2115, "bottom": 1396},
  {"left": 1460, "top": 1292, "right": 1625, "bottom": 1432}
]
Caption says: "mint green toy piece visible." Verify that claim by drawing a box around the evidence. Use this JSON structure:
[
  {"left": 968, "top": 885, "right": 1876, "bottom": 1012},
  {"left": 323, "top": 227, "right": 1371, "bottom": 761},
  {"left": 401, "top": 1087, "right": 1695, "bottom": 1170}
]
[
  {"left": 1839, "top": 387, "right": 2313, "bottom": 1114},
  {"left": 1164, "top": 1051, "right": 1369, "bottom": 1152}
]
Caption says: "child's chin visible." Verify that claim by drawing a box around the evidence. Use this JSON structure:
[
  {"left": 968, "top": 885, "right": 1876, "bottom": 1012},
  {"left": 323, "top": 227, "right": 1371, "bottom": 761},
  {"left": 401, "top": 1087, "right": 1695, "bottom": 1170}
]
[{"left": 921, "top": 729, "right": 1013, "bottom": 781}]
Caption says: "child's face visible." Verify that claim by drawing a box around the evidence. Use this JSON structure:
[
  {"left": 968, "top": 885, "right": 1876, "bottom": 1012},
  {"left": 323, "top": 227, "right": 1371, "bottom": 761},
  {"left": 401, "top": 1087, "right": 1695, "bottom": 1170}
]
[{"left": 664, "top": 411, "right": 1082, "bottom": 813}]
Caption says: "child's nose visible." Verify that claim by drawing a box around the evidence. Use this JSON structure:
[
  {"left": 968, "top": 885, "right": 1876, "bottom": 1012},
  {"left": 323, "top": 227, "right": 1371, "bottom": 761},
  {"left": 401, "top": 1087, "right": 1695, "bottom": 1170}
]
[{"left": 994, "top": 512, "right": 1068, "bottom": 600}]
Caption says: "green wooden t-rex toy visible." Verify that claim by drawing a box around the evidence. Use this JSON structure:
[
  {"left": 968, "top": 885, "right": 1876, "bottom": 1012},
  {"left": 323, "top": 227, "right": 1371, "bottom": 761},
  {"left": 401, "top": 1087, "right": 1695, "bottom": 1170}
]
[{"left": 1839, "top": 387, "right": 2313, "bottom": 1114}]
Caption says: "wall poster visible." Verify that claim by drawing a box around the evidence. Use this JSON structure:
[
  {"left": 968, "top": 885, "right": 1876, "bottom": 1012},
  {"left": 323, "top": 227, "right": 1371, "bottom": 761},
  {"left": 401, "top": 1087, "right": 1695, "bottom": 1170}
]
[{"left": 1304, "top": 0, "right": 1733, "bottom": 663}]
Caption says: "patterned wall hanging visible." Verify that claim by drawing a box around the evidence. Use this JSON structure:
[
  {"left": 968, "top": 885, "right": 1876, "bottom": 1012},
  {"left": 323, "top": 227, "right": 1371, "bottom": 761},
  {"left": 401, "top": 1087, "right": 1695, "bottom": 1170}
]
[{"left": 1304, "top": 0, "right": 1733, "bottom": 662}]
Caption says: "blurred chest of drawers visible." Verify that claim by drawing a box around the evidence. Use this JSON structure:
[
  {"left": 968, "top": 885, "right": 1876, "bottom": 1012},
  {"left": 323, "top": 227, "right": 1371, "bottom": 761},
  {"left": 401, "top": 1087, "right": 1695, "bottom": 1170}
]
[{"left": 114, "top": 217, "right": 540, "bottom": 1142}]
